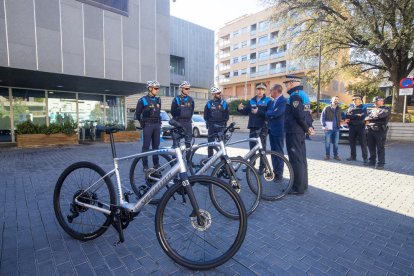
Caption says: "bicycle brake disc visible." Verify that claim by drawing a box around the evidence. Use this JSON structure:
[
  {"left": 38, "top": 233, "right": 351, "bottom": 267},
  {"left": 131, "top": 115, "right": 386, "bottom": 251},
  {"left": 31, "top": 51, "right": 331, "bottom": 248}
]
[{"left": 190, "top": 209, "right": 212, "bottom": 231}]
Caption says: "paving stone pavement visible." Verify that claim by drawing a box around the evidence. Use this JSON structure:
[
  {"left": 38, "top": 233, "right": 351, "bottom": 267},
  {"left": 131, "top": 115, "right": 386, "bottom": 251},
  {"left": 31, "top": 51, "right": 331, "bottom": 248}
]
[{"left": 0, "top": 133, "right": 413, "bottom": 275}]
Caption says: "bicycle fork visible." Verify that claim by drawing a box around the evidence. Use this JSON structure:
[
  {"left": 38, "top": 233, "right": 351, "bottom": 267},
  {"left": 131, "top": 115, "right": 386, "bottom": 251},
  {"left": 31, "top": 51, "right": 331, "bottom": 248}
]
[{"left": 180, "top": 173, "right": 205, "bottom": 227}]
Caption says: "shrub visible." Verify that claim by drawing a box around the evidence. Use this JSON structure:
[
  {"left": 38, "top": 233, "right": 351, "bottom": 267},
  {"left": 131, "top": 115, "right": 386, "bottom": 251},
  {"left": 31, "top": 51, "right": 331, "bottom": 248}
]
[
  {"left": 228, "top": 99, "right": 248, "bottom": 115},
  {"left": 126, "top": 120, "right": 136, "bottom": 131},
  {"left": 15, "top": 120, "right": 77, "bottom": 135}
]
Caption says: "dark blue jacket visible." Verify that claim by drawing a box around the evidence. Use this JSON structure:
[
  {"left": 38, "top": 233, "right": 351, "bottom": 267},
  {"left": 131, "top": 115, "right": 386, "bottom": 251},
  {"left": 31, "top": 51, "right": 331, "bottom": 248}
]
[
  {"left": 238, "top": 95, "right": 272, "bottom": 128},
  {"left": 170, "top": 95, "right": 194, "bottom": 121},
  {"left": 204, "top": 99, "right": 229, "bottom": 124},
  {"left": 285, "top": 89, "right": 309, "bottom": 134},
  {"left": 266, "top": 95, "right": 287, "bottom": 137}
]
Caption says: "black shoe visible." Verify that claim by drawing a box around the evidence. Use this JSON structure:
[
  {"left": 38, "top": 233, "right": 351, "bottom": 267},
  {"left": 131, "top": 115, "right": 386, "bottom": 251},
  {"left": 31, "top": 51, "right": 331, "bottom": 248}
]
[
  {"left": 364, "top": 162, "right": 375, "bottom": 167},
  {"left": 346, "top": 157, "right": 356, "bottom": 161},
  {"left": 288, "top": 190, "right": 305, "bottom": 195},
  {"left": 375, "top": 165, "right": 384, "bottom": 170}
]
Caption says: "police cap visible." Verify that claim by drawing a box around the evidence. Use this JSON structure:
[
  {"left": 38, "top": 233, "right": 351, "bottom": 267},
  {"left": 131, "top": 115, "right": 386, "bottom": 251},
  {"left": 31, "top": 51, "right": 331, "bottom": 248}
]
[
  {"left": 283, "top": 75, "right": 302, "bottom": 83},
  {"left": 372, "top": 96, "right": 384, "bottom": 102},
  {"left": 255, "top": 82, "right": 267, "bottom": 89}
]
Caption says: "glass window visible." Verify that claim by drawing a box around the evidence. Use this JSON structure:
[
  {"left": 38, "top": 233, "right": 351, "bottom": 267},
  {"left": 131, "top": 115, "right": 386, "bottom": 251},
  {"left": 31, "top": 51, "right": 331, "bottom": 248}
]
[
  {"left": 240, "top": 68, "right": 247, "bottom": 75},
  {"left": 170, "top": 55, "right": 185, "bottom": 76},
  {"left": 76, "top": 0, "right": 129, "bottom": 16},
  {"left": 78, "top": 93, "right": 104, "bottom": 126},
  {"left": 258, "top": 50, "right": 268, "bottom": 61},
  {"left": 105, "top": 95, "right": 125, "bottom": 127},
  {"left": 241, "top": 41, "right": 247, "bottom": 48},
  {"left": 12, "top": 89, "right": 46, "bottom": 126},
  {"left": 160, "top": 111, "right": 170, "bottom": 121},
  {"left": 233, "top": 71, "right": 239, "bottom": 77},
  {"left": 241, "top": 55, "right": 248, "bottom": 62},
  {"left": 232, "top": 57, "right": 239, "bottom": 64},
  {"left": 258, "top": 64, "right": 268, "bottom": 76},
  {"left": 258, "top": 35, "right": 268, "bottom": 46},
  {"left": 232, "top": 43, "right": 239, "bottom": 50},
  {"left": 259, "top": 20, "right": 269, "bottom": 32},
  {"left": 232, "top": 30, "right": 239, "bottom": 37},
  {"left": 48, "top": 91, "right": 77, "bottom": 125},
  {"left": 0, "top": 88, "right": 11, "bottom": 142},
  {"left": 192, "top": 114, "right": 205, "bottom": 122}
]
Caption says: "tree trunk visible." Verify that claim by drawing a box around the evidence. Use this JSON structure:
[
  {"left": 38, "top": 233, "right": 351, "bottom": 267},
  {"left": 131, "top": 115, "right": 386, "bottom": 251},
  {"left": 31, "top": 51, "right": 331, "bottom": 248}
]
[{"left": 391, "top": 77, "right": 403, "bottom": 113}]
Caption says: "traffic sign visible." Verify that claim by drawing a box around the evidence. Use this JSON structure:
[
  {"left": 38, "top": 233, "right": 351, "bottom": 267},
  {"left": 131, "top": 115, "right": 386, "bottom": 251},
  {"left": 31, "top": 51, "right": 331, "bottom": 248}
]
[
  {"left": 399, "top": 88, "right": 413, "bottom": 96},
  {"left": 400, "top": 78, "right": 414, "bottom": 88}
]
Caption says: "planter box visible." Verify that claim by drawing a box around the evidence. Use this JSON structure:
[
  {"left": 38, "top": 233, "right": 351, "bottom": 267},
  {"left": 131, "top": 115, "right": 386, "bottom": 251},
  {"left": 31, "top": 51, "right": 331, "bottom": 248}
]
[
  {"left": 17, "top": 133, "right": 78, "bottom": 148},
  {"left": 103, "top": 130, "right": 141, "bottom": 143}
]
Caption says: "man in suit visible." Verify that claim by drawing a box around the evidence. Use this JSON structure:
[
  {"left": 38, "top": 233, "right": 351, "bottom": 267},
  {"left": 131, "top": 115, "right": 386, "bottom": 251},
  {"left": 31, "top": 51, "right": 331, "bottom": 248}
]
[{"left": 266, "top": 84, "right": 287, "bottom": 180}]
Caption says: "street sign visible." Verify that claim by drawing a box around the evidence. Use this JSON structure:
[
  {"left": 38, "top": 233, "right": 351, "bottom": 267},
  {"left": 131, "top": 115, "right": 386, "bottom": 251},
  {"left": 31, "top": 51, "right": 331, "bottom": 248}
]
[
  {"left": 399, "top": 88, "right": 413, "bottom": 96},
  {"left": 400, "top": 78, "right": 414, "bottom": 88}
]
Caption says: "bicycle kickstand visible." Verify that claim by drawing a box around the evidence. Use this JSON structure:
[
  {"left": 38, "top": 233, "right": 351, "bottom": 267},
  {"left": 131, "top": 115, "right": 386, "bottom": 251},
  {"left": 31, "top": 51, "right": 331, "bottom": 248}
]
[{"left": 112, "top": 209, "right": 125, "bottom": 246}]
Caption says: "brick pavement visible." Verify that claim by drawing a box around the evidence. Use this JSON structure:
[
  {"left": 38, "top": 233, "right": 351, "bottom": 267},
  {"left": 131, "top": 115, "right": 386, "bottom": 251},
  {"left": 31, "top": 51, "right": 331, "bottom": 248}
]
[{"left": 0, "top": 135, "right": 413, "bottom": 275}]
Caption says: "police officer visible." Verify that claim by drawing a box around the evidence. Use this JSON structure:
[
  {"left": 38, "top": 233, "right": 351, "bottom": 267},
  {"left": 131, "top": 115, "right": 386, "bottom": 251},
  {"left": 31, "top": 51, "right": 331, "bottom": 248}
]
[
  {"left": 284, "top": 75, "right": 313, "bottom": 195},
  {"left": 171, "top": 81, "right": 194, "bottom": 161},
  {"left": 135, "top": 80, "right": 162, "bottom": 171},
  {"left": 345, "top": 95, "right": 368, "bottom": 163},
  {"left": 237, "top": 83, "right": 272, "bottom": 173},
  {"left": 204, "top": 87, "right": 229, "bottom": 157},
  {"left": 364, "top": 96, "right": 390, "bottom": 170}
]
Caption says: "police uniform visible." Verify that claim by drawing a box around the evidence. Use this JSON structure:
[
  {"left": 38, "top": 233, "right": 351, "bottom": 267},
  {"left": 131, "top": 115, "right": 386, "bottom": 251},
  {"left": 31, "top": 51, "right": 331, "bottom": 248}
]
[
  {"left": 345, "top": 96, "right": 368, "bottom": 161},
  {"left": 204, "top": 98, "right": 229, "bottom": 157},
  {"left": 365, "top": 97, "right": 390, "bottom": 169},
  {"left": 135, "top": 94, "right": 161, "bottom": 168},
  {"left": 284, "top": 78, "right": 311, "bottom": 194},
  {"left": 171, "top": 94, "right": 194, "bottom": 159},
  {"left": 238, "top": 94, "right": 272, "bottom": 151}
]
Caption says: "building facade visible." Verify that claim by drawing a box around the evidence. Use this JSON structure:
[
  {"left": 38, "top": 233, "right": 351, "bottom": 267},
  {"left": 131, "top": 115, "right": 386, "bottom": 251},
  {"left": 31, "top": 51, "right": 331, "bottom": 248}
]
[
  {"left": 0, "top": 0, "right": 170, "bottom": 143},
  {"left": 216, "top": 8, "right": 350, "bottom": 102}
]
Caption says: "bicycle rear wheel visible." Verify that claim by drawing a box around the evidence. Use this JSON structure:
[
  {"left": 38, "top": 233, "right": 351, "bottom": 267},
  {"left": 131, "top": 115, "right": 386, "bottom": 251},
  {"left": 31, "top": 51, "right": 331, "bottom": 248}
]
[
  {"left": 188, "top": 145, "right": 219, "bottom": 175},
  {"left": 210, "top": 157, "right": 261, "bottom": 218},
  {"left": 250, "top": 151, "right": 294, "bottom": 200},
  {"left": 129, "top": 154, "right": 175, "bottom": 204},
  {"left": 155, "top": 175, "right": 247, "bottom": 270},
  {"left": 53, "top": 161, "right": 116, "bottom": 241}
]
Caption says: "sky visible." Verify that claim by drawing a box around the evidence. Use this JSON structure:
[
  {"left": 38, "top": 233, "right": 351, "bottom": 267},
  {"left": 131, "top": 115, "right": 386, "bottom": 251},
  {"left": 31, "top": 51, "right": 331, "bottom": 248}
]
[{"left": 170, "top": 0, "right": 264, "bottom": 31}]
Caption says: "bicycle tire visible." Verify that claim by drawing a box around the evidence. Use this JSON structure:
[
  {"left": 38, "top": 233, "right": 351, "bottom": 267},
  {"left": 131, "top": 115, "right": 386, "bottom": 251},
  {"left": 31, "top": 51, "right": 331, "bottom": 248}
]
[
  {"left": 210, "top": 157, "right": 261, "bottom": 218},
  {"left": 155, "top": 175, "right": 247, "bottom": 270},
  {"left": 53, "top": 161, "right": 116, "bottom": 241},
  {"left": 188, "top": 145, "right": 219, "bottom": 175},
  {"left": 129, "top": 154, "right": 175, "bottom": 204},
  {"left": 250, "top": 151, "right": 294, "bottom": 201}
]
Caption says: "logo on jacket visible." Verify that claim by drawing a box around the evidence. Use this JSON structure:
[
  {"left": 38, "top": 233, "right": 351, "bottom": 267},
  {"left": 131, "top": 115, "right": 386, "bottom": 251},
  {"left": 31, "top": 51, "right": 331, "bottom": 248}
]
[{"left": 292, "top": 101, "right": 299, "bottom": 108}]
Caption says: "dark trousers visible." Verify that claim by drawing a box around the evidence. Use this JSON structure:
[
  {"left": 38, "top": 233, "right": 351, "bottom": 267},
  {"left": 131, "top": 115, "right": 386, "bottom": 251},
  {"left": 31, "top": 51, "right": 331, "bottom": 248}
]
[
  {"left": 269, "top": 134, "right": 284, "bottom": 176},
  {"left": 207, "top": 123, "right": 225, "bottom": 157},
  {"left": 367, "top": 129, "right": 387, "bottom": 165},
  {"left": 286, "top": 132, "right": 308, "bottom": 193},
  {"left": 348, "top": 124, "right": 367, "bottom": 160},
  {"left": 142, "top": 123, "right": 161, "bottom": 167},
  {"left": 180, "top": 120, "right": 193, "bottom": 160},
  {"left": 249, "top": 127, "right": 268, "bottom": 169}
]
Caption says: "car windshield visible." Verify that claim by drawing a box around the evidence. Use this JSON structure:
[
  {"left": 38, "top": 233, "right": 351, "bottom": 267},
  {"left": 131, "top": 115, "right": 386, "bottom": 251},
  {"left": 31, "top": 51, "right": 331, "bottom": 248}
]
[
  {"left": 192, "top": 115, "right": 205, "bottom": 122},
  {"left": 160, "top": 111, "right": 170, "bottom": 121}
]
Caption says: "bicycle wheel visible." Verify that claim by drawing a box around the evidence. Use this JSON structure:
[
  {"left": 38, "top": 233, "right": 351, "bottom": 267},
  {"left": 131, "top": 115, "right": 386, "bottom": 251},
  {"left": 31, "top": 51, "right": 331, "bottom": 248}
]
[
  {"left": 129, "top": 154, "right": 175, "bottom": 204},
  {"left": 53, "top": 161, "right": 116, "bottom": 241},
  {"left": 188, "top": 145, "right": 219, "bottom": 175},
  {"left": 250, "top": 151, "right": 294, "bottom": 201},
  {"left": 155, "top": 175, "right": 247, "bottom": 270},
  {"left": 210, "top": 157, "right": 261, "bottom": 218}
]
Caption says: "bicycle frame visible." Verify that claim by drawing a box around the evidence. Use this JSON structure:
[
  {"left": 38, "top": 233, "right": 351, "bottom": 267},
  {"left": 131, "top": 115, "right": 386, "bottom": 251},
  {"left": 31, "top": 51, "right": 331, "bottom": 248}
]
[
  {"left": 226, "top": 136, "right": 264, "bottom": 160},
  {"left": 74, "top": 146, "right": 186, "bottom": 215},
  {"left": 191, "top": 140, "right": 227, "bottom": 176}
]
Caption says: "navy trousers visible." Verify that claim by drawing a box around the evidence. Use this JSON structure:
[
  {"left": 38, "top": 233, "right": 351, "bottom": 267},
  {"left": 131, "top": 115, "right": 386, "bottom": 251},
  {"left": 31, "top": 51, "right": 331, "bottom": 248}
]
[
  {"left": 286, "top": 132, "right": 308, "bottom": 193},
  {"left": 269, "top": 134, "right": 284, "bottom": 176},
  {"left": 142, "top": 123, "right": 161, "bottom": 167}
]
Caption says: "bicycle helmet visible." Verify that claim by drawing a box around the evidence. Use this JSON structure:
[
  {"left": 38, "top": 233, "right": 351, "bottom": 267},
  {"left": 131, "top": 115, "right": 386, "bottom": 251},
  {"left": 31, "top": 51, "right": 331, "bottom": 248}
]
[
  {"left": 179, "top": 81, "right": 191, "bottom": 88},
  {"left": 146, "top": 80, "right": 160, "bottom": 89},
  {"left": 210, "top": 86, "right": 222, "bottom": 94}
]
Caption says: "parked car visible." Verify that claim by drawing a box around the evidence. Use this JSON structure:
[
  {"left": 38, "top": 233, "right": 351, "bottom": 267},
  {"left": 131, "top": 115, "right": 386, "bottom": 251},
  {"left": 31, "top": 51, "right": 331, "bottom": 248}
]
[
  {"left": 191, "top": 114, "right": 208, "bottom": 137},
  {"left": 161, "top": 114, "right": 208, "bottom": 138},
  {"left": 339, "top": 123, "right": 350, "bottom": 141}
]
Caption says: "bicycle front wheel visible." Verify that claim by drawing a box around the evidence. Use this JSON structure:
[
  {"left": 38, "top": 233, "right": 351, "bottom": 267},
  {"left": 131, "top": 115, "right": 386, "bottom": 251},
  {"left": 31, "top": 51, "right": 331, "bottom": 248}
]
[
  {"left": 129, "top": 154, "right": 175, "bottom": 204},
  {"left": 250, "top": 151, "right": 294, "bottom": 200},
  {"left": 211, "top": 157, "right": 261, "bottom": 218},
  {"left": 155, "top": 175, "right": 247, "bottom": 270},
  {"left": 53, "top": 161, "right": 116, "bottom": 241}
]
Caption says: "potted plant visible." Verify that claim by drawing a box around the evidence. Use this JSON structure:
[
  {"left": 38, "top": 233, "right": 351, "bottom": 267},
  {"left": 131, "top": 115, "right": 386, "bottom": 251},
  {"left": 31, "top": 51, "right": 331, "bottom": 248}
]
[
  {"left": 15, "top": 120, "right": 78, "bottom": 148},
  {"left": 102, "top": 120, "right": 141, "bottom": 143}
]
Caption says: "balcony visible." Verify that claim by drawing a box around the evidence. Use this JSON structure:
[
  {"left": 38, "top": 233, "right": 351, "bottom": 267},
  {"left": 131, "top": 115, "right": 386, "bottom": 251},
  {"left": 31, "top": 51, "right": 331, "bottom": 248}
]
[
  {"left": 250, "top": 59, "right": 256, "bottom": 64},
  {"left": 250, "top": 44, "right": 256, "bottom": 50},
  {"left": 270, "top": 52, "right": 286, "bottom": 59},
  {"left": 219, "top": 40, "right": 230, "bottom": 47},
  {"left": 270, "top": 67, "right": 286, "bottom": 74},
  {"left": 269, "top": 38, "right": 276, "bottom": 45},
  {"left": 219, "top": 65, "right": 230, "bottom": 71},
  {"left": 250, "top": 30, "right": 256, "bottom": 36},
  {"left": 258, "top": 56, "right": 268, "bottom": 62},
  {"left": 258, "top": 70, "right": 268, "bottom": 77},
  {"left": 250, "top": 72, "right": 257, "bottom": 78},
  {"left": 219, "top": 53, "right": 230, "bottom": 59},
  {"left": 219, "top": 78, "right": 230, "bottom": 83}
]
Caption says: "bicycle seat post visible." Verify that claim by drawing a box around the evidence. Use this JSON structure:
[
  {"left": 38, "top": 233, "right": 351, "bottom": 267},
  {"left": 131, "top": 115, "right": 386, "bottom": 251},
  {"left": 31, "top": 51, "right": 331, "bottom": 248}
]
[{"left": 109, "top": 132, "right": 117, "bottom": 158}]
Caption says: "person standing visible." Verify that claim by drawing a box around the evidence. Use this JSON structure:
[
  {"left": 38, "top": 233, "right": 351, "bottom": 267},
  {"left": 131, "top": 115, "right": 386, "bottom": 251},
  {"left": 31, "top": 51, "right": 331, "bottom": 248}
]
[
  {"left": 345, "top": 95, "right": 368, "bottom": 163},
  {"left": 321, "top": 96, "right": 342, "bottom": 161},
  {"left": 171, "top": 81, "right": 194, "bottom": 161},
  {"left": 266, "top": 84, "right": 287, "bottom": 180},
  {"left": 364, "top": 96, "right": 390, "bottom": 170},
  {"left": 135, "top": 80, "right": 162, "bottom": 171},
  {"left": 237, "top": 82, "right": 272, "bottom": 173},
  {"left": 204, "top": 87, "right": 229, "bottom": 157},
  {"left": 283, "top": 75, "right": 313, "bottom": 195}
]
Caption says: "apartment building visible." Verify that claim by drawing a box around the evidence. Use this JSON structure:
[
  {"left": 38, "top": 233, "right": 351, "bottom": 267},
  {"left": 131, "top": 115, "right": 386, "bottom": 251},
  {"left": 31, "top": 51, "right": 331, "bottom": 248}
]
[{"left": 216, "top": 8, "right": 351, "bottom": 102}]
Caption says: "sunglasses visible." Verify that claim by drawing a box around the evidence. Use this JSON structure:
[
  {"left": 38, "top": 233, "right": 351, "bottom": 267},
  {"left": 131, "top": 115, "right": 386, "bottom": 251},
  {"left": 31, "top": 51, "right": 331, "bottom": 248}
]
[
  {"left": 153, "top": 87, "right": 159, "bottom": 90},
  {"left": 183, "top": 88, "right": 190, "bottom": 90}
]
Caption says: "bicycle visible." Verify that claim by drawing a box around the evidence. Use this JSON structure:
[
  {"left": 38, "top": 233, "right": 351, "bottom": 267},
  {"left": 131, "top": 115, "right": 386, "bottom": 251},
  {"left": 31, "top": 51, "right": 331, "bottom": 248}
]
[
  {"left": 53, "top": 121, "right": 247, "bottom": 270},
  {"left": 184, "top": 123, "right": 262, "bottom": 218},
  {"left": 190, "top": 124, "right": 294, "bottom": 201}
]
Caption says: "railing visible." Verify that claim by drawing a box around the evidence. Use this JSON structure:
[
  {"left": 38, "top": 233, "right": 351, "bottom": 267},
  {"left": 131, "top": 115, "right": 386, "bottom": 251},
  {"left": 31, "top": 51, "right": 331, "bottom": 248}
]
[
  {"left": 219, "top": 53, "right": 230, "bottom": 59},
  {"left": 250, "top": 44, "right": 256, "bottom": 49},
  {"left": 270, "top": 52, "right": 286, "bottom": 59},
  {"left": 250, "top": 30, "right": 256, "bottom": 36},
  {"left": 250, "top": 72, "right": 257, "bottom": 78},
  {"left": 250, "top": 59, "right": 256, "bottom": 64},
  {"left": 269, "top": 67, "right": 286, "bottom": 74},
  {"left": 257, "top": 70, "right": 268, "bottom": 77}
]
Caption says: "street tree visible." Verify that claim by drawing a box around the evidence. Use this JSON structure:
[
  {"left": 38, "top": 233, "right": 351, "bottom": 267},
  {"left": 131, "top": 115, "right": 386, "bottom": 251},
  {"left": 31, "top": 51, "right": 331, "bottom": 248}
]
[{"left": 262, "top": 0, "right": 414, "bottom": 113}]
